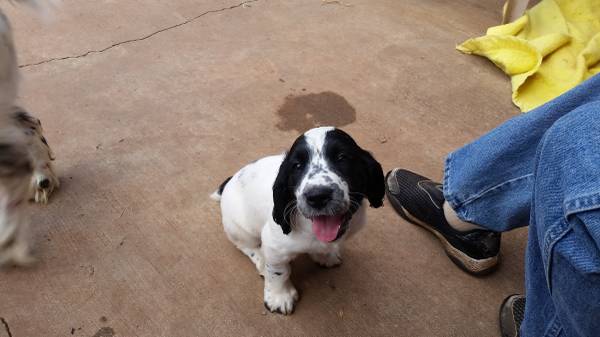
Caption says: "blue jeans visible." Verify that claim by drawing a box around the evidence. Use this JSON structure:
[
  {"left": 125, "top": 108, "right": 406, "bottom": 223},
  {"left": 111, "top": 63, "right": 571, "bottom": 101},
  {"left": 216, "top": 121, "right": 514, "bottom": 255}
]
[{"left": 443, "top": 74, "right": 600, "bottom": 337}]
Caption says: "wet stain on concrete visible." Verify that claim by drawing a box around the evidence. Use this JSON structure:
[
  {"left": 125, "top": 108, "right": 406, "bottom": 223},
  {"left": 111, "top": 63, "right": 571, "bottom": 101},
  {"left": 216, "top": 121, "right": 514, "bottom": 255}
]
[
  {"left": 92, "top": 327, "right": 114, "bottom": 337},
  {"left": 276, "top": 91, "right": 356, "bottom": 132}
]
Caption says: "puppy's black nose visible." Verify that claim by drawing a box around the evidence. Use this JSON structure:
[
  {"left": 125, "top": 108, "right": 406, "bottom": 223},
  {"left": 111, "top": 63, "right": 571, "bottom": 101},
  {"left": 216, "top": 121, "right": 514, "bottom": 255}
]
[{"left": 305, "top": 187, "right": 334, "bottom": 209}]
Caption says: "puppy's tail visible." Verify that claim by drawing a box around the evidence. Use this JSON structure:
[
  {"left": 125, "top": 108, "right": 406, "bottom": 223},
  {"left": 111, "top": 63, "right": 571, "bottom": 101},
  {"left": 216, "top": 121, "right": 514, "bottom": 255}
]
[{"left": 209, "top": 176, "right": 232, "bottom": 202}]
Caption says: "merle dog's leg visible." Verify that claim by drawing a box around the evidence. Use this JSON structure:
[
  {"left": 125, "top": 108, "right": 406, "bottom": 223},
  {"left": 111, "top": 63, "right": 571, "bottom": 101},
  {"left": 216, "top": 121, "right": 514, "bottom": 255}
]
[{"left": 0, "top": 140, "right": 36, "bottom": 266}]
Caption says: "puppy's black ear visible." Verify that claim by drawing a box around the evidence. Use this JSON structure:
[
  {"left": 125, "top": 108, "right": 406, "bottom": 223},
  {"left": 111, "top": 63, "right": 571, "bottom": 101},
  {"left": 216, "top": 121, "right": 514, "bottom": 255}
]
[
  {"left": 272, "top": 155, "right": 293, "bottom": 234},
  {"left": 361, "top": 150, "right": 385, "bottom": 208}
]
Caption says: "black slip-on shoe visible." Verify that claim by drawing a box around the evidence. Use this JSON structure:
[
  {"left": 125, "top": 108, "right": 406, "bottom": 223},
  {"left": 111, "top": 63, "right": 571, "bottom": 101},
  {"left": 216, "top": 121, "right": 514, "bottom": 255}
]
[
  {"left": 385, "top": 168, "right": 501, "bottom": 275},
  {"left": 500, "top": 294, "right": 525, "bottom": 337}
]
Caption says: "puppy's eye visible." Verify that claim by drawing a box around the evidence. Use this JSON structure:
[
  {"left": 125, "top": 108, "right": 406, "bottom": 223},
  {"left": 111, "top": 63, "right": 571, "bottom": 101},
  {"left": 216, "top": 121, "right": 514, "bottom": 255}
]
[
  {"left": 336, "top": 153, "right": 348, "bottom": 161},
  {"left": 293, "top": 162, "right": 303, "bottom": 170}
]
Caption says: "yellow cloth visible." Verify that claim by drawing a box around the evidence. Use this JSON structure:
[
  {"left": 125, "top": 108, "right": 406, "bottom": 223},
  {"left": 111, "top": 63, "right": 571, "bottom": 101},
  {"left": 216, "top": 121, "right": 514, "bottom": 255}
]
[{"left": 457, "top": 0, "right": 600, "bottom": 112}]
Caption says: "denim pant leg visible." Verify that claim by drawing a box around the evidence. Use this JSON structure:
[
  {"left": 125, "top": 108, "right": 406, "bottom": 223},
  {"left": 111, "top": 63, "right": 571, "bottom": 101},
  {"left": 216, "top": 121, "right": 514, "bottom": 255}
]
[
  {"left": 443, "top": 74, "right": 600, "bottom": 232},
  {"left": 521, "top": 102, "right": 600, "bottom": 337}
]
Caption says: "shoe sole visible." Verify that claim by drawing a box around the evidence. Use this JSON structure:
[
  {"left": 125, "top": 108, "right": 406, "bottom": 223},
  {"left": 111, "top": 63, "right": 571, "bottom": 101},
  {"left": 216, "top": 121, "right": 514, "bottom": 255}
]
[
  {"left": 499, "top": 294, "right": 524, "bottom": 337},
  {"left": 385, "top": 188, "right": 498, "bottom": 275}
]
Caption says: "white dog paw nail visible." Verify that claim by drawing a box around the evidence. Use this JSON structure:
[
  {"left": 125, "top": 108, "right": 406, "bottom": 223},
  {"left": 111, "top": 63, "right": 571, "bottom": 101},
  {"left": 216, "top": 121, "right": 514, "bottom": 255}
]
[{"left": 264, "top": 287, "right": 299, "bottom": 315}]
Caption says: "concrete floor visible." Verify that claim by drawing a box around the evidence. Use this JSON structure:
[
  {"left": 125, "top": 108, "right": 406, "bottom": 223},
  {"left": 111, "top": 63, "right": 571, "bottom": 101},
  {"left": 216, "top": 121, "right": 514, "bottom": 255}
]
[{"left": 0, "top": 0, "right": 528, "bottom": 336}]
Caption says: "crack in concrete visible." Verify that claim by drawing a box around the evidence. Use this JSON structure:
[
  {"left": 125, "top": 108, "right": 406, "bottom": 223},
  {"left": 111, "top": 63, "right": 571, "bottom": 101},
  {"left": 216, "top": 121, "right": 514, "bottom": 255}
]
[
  {"left": 18, "top": 0, "right": 258, "bottom": 69},
  {"left": 0, "top": 317, "right": 12, "bottom": 337}
]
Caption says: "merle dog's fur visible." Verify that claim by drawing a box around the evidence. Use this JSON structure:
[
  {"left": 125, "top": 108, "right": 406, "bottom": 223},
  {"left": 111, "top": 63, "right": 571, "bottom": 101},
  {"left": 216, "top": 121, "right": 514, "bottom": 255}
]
[{"left": 0, "top": 0, "right": 58, "bottom": 266}]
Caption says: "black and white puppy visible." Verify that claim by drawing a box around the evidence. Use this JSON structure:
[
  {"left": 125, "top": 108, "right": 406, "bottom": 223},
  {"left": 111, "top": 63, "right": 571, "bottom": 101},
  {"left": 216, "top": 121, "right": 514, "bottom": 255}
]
[{"left": 212, "top": 127, "right": 384, "bottom": 314}]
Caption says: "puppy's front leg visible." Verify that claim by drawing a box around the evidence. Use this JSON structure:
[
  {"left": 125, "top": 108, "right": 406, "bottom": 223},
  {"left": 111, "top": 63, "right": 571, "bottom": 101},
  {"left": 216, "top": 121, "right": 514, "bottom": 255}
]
[{"left": 263, "top": 261, "right": 298, "bottom": 315}]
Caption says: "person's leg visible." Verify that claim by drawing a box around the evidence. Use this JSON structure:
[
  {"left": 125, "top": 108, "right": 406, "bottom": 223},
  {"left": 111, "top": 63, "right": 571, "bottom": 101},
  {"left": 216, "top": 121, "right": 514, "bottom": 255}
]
[
  {"left": 386, "top": 74, "right": 600, "bottom": 274},
  {"left": 444, "top": 74, "right": 600, "bottom": 232},
  {"left": 515, "top": 101, "right": 600, "bottom": 337}
]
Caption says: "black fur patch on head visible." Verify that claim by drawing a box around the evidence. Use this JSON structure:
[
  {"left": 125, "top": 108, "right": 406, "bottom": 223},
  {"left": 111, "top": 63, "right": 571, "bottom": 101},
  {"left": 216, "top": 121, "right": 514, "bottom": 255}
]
[
  {"left": 272, "top": 136, "right": 310, "bottom": 234},
  {"left": 323, "top": 129, "right": 385, "bottom": 209}
]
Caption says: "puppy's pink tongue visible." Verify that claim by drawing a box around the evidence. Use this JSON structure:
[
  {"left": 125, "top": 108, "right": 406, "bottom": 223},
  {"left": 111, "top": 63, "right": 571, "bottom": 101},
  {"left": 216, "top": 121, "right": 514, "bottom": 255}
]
[{"left": 312, "top": 215, "right": 343, "bottom": 242}]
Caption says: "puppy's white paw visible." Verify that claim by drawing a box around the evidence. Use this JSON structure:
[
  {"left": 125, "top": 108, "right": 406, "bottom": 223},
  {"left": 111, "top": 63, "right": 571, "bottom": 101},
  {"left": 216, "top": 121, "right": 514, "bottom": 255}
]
[
  {"left": 31, "top": 164, "right": 59, "bottom": 204},
  {"left": 310, "top": 251, "right": 342, "bottom": 268},
  {"left": 264, "top": 284, "right": 298, "bottom": 315}
]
